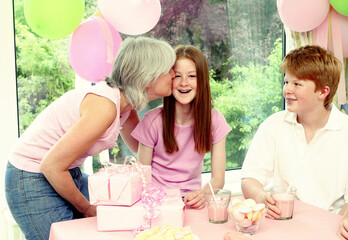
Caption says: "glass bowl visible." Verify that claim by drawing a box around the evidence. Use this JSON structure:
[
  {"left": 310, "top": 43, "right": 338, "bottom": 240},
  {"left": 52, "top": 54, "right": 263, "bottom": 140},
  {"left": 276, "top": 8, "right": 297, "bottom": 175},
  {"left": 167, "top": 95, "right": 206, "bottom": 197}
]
[{"left": 228, "top": 198, "right": 267, "bottom": 235}]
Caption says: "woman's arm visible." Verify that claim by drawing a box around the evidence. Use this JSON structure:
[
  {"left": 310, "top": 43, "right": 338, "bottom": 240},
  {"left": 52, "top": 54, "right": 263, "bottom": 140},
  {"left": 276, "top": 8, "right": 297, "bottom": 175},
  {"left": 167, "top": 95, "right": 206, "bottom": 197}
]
[
  {"left": 120, "top": 110, "right": 140, "bottom": 153},
  {"left": 40, "top": 94, "right": 117, "bottom": 217},
  {"left": 137, "top": 143, "right": 154, "bottom": 165}
]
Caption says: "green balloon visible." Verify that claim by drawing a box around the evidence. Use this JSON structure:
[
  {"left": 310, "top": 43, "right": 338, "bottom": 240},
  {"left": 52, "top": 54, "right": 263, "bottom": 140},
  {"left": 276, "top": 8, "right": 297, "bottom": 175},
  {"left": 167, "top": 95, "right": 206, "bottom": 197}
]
[
  {"left": 330, "top": 0, "right": 348, "bottom": 16},
  {"left": 24, "top": 0, "right": 85, "bottom": 39}
]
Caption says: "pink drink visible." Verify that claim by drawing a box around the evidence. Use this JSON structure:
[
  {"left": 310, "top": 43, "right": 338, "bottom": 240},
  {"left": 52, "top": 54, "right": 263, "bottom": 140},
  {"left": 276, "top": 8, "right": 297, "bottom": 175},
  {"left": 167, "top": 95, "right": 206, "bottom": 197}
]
[
  {"left": 204, "top": 189, "right": 231, "bottom": 224},
  {"left": 272, "top": 193, "right": 295, "bottom": 219},
  {"left": 207, "top": 204, "right": 228, "bottom": 222}
]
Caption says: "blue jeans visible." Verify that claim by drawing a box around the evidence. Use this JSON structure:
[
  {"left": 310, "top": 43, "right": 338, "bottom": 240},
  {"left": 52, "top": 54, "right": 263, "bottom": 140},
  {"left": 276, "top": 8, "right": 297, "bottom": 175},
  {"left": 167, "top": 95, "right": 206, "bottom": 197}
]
[{"left": 5, "top": 162, "right": 89, "bottom": 240}]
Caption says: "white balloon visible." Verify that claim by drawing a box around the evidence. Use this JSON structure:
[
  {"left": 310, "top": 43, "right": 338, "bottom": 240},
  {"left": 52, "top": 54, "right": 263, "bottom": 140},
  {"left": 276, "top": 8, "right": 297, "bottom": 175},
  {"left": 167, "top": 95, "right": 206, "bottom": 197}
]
[{"left": 98, "top": 0, "right": 161, "bottom": 35}]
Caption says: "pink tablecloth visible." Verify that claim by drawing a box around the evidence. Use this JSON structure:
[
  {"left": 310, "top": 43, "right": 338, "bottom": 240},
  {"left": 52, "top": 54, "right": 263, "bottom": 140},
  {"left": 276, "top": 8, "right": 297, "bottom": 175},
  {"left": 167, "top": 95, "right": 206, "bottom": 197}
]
[
  {"left": 49, "top": 200, "right": 342, "bottom": 240},
  {"left": 188, "top": 200, "right": 342, "bottom": 240}
]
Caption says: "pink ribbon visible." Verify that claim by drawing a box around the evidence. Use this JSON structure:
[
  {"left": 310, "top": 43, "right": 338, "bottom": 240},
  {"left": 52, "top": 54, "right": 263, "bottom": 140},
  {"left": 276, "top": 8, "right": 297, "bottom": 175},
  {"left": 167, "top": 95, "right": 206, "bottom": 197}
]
[
  {"left": 99, "top": 164, "right": 115, "bottom": 200},
  {"left": 141, "top": 187, "right": 167, "bottom": 219},
  {"left": 313, "top": 8, "right": 346, "bottom": 104},
  {"left": 313, "top": 10, "right": 329, "bottom": 50},
  {"left": 132, "top": 187, "right": 167, "bottom": 237},
  {"left": 107, "top": 178, "right": 111, "bottom": 200},
  {"left": 100, "top": 155, "right": 146, "bottom": 201},
  {"left": 100, "top": 156, "right": 143, "bottom": 174},
  {"left": 92, "top": 16, "right": 114, "bottom": 64},
  {"left": 100, "top": 156, "right": 167, "bottom": 237},
  {"left": 331, "top": 10, "right": 346, "bottom": 104}
]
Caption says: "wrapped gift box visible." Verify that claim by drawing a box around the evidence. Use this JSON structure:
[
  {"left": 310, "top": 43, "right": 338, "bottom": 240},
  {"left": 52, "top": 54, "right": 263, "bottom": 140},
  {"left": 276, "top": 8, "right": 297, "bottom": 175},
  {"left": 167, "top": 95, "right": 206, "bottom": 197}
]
[
  {"left": 88, "top": 164, "right": 151, "bottom": 206},
  {"left": 97, "top": 189, "right": 185, "bottom": 231}
]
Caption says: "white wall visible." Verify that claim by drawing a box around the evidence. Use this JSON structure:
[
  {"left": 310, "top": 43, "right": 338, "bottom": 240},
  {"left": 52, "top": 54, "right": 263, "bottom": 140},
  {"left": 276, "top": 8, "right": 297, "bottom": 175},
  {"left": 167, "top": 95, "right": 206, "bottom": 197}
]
[
  {"left": 202, "top": 170, "right": 242, "bottom": 196},
  {"left": 0, "top": 1, "right": 19, "bottom": 239}
]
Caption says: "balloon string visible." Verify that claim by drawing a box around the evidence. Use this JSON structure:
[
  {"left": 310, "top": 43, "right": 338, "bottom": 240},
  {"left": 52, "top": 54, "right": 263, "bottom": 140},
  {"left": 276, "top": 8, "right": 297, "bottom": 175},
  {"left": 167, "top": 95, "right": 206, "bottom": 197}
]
[
  {"left": 331, "top": 10, "right": 346, "bottom": 104},
  {"left": 92, "top": 16, "right": 114, "bottom": 64},
  {"left": 328, "top": 7, "right": 331, "bottom": 48}
]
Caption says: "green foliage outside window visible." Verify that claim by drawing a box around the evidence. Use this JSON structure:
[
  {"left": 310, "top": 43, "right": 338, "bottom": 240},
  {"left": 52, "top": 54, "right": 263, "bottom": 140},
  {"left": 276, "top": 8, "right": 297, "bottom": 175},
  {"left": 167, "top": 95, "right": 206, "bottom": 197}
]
[
  {"left": 15, "top": 22, "right": 74, "bottom": 132},
  {"left": 204, "top": 39, "right": 283, "bottom": 171},
  {"left": 14, "top": 0, "right": 283, "bottom": 171},
  {"left": 14, "top": 0, "right": 97, "bottom": 133}
]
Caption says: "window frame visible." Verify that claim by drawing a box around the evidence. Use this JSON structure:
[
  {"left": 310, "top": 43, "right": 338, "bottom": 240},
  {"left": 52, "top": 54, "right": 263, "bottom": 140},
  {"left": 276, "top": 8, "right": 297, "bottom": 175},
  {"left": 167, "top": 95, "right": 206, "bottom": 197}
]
[{"left": 0, "top": 1, "right": 19, "bottom": 239}]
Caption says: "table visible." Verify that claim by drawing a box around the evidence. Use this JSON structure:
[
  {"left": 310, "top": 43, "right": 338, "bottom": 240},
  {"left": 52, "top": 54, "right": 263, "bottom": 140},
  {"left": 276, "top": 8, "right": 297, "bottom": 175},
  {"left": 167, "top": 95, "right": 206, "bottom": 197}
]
[
  {"left": 188, "top": 200, "right": 342, "bottom": 239},
  {"left": 49, "top": 200, "right": 342, "bottom": 240}
]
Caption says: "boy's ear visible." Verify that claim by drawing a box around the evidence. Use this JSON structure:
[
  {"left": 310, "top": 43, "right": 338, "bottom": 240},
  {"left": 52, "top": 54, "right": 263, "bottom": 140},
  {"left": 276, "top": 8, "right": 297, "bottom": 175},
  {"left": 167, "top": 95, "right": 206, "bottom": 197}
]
[{"left": 319, "top": 86, "right": 330, "bottom": 99}]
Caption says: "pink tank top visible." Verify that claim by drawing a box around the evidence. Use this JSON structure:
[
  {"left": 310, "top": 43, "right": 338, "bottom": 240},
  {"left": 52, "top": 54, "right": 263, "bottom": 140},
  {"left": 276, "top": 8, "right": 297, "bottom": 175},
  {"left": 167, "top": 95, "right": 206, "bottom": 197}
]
[{"left": 9, "top": 81, "right": 129, "bottom": 173}]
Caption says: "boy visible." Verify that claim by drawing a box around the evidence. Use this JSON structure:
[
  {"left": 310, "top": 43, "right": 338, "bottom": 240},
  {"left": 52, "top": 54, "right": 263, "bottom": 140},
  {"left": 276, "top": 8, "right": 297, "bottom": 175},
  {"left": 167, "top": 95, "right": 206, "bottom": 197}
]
[{"left": 240, "top": 45, "right": 348, "bottom": 239}]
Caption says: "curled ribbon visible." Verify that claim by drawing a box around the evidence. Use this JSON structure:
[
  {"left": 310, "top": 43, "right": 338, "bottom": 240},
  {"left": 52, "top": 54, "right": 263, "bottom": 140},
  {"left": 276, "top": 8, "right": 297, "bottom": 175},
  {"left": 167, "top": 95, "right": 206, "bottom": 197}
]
[
  {"left": 132, "top": 187, "right": 167, "bottom": 237},
  {"left": 141, "top": 187, "right": 167, "bottom": 219},
  {"left": 101, "top": 156, "right": 143, "bottom": 175},
  {"left": 99, "top": 155, "right": 167, "bottom": 237}
]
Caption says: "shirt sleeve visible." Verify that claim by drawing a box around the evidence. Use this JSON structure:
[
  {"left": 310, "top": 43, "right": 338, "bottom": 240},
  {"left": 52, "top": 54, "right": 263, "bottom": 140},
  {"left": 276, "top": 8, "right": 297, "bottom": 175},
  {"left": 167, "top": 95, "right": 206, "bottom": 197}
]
[
  {"left": 240, "top": 117, "right": 277, "bottom": 186},
  {"left": 131, "top": 109, "right": 161, "bottom": 149},
  {"left": 211, "top": 109, "right": 232, "bottom": 144},
  {"left": 345, "top": 176, "right": 348, "bottom": 204}
]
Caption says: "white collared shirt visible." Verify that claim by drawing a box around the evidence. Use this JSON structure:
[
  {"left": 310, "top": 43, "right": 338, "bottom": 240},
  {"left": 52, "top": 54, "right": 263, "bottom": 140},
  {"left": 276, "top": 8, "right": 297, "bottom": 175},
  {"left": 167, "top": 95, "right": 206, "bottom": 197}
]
[{"left": 241, "top": 104, "right": 348, "bottom": 213}]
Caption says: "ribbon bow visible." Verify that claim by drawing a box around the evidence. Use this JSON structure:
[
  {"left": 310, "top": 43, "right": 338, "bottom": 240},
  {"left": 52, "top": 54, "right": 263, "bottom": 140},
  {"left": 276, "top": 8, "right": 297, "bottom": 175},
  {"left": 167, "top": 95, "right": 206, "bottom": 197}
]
[{"left": 99, "top": 155, "right": 147, "bottom": 201}]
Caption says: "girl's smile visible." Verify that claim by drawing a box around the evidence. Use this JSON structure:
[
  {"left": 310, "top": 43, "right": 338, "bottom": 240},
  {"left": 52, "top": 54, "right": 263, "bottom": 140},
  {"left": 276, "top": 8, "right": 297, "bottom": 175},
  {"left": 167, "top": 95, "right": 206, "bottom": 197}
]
[{"left": 173, "top": 58, "right": 197, "bottom": 106}]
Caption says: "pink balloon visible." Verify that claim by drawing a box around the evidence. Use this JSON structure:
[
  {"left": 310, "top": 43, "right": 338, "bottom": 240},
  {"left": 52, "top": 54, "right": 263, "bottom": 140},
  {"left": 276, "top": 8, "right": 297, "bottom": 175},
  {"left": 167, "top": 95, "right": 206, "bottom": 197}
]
[
  {"left": 98, "top": 0, "right": 161, "bottom": 35},
  {"left": 69, "top": 16, "right": 122, "bottom": 83},
  {"left": 277, "top": 0, "right": 330, "bottom": 32}
]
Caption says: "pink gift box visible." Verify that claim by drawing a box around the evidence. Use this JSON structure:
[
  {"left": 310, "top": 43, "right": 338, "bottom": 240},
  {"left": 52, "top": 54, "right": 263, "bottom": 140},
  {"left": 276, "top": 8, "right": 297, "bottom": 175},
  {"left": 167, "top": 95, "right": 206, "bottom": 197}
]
[
  {"left": 88, "top": 164, "right": 151, "bottom": 206},
  {"left": 97, "top": 189, "right": 185, "bottom": 231}
]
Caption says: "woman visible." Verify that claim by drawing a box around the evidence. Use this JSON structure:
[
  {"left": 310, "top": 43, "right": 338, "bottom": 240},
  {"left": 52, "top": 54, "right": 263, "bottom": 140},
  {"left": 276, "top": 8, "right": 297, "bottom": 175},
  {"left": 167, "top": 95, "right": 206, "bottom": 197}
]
[
  {"left": 5, "top": 36, "right": 176, "bottom": 240},
  {"left": 132, "top": 45, "right": 231, "bottom": 209}
]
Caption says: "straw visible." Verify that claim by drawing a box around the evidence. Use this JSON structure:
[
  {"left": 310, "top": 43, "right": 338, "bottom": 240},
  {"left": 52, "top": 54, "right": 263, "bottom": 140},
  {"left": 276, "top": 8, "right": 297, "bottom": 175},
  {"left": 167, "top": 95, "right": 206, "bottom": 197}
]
[
  {"left": 286, "top": 184, "right": 292, "bottom": 194},
  {"left": 208, "top": 182, "right": 218, "bottom": 203}
]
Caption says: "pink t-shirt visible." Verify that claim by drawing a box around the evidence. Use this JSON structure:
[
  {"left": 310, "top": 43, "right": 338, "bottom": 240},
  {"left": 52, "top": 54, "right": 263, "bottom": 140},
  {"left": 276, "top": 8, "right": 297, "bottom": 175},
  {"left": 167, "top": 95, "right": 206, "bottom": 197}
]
[
  {"left": 9, "top": 81, "right": 130, "bottom": 173},
  {"left": 131, "top": 107, "right": 231, "bottom": 196}
]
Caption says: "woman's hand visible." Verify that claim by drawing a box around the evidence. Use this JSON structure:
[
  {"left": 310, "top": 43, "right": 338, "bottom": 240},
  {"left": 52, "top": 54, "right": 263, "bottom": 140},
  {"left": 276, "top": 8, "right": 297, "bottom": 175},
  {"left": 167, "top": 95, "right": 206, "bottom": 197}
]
[
  {"left": 82, "top": 204, "right": 97, "bottom": 218},
  {"left": 184, "top": 189, "right": 206, "bottom": 209}
]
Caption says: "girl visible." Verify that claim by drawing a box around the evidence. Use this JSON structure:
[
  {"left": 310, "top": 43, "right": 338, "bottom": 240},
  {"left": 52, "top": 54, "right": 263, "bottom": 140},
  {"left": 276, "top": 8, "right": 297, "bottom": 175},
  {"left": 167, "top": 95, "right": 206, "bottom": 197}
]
[{"left": 132, "top": 45, "right": 231, "bottom": 209}]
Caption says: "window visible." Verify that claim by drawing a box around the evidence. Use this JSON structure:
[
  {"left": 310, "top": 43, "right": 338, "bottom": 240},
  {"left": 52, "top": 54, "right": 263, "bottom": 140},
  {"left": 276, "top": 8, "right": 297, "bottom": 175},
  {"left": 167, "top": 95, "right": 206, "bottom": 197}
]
[{"left": 14, "top": 0, "right": 283, "bottom": 173}]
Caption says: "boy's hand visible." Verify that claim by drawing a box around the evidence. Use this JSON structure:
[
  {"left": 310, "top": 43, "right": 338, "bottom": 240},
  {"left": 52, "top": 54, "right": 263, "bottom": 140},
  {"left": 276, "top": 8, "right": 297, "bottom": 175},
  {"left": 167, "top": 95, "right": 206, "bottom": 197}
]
[
  {"left": 337, "top": 216, "right": 348, "bottom": 239},
  {"left": 262, "top": 192, "right": 280, "bottom": 220}
]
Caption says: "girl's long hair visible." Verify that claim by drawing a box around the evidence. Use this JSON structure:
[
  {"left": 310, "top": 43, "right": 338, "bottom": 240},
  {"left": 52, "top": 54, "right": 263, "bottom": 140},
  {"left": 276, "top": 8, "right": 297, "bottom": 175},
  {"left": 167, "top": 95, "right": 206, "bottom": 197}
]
[{"left": 162, "top": 45, "right": 212, "bottom": 153}]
